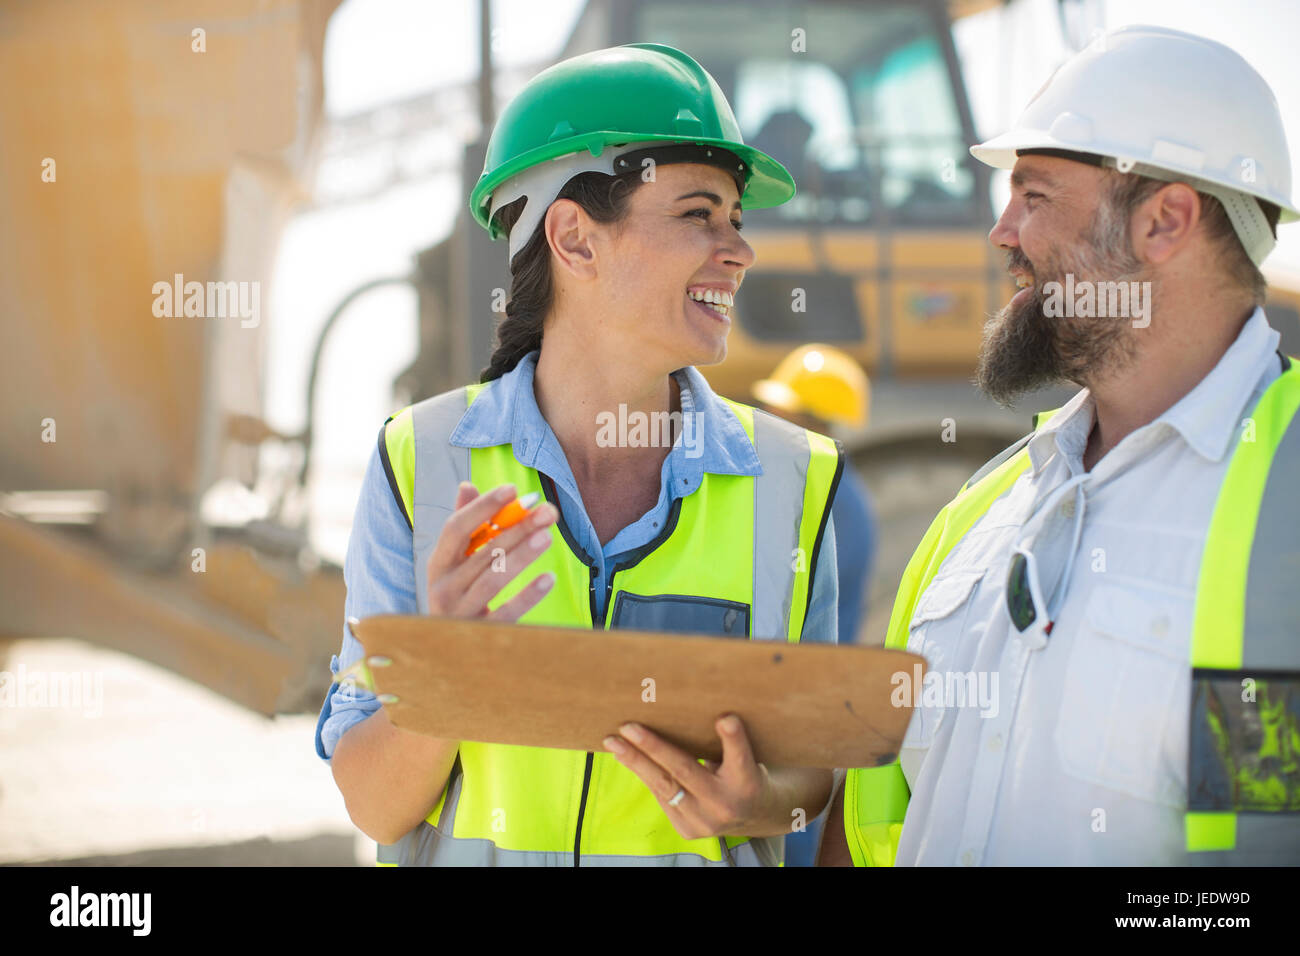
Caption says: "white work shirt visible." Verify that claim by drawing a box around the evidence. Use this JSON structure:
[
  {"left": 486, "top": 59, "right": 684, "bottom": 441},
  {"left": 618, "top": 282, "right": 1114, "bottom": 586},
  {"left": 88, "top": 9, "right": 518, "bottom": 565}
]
[{"left": 896, "top": 307, "right": 1285, "bottom": 865}]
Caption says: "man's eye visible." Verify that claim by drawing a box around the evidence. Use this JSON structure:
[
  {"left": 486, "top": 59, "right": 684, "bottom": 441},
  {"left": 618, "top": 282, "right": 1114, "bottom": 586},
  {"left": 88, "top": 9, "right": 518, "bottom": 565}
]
[
  {"left": 1023, "top": 191, "right": 1044, "bottom": 204},
  {"left": 731, "top": 220, "right": 744, "bottom": 232}
]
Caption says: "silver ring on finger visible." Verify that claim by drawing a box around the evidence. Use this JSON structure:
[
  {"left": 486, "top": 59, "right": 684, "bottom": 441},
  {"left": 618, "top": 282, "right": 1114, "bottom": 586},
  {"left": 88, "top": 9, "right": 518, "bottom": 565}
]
[{"left": 667, "top": 786, "right": 687, "bottom": 808}]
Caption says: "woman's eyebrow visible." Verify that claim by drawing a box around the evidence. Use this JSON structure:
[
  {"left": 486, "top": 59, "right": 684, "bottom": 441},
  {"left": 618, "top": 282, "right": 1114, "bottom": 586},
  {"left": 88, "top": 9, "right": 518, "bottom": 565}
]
[{"left": 675, "top": 190, "right": 742, "bottom": 212}]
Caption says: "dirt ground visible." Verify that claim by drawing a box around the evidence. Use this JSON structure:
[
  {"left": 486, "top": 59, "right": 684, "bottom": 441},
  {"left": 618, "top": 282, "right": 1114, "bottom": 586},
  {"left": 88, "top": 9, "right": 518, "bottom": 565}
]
[{"left": 0, "top": 637, "right": 367, "bottom": 866}]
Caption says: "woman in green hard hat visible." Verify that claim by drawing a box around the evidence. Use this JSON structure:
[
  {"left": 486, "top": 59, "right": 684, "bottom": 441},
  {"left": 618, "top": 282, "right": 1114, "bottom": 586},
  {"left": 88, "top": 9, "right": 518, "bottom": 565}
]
[{"left": 320, "top": 43, "right": 846, "bottom": 866}]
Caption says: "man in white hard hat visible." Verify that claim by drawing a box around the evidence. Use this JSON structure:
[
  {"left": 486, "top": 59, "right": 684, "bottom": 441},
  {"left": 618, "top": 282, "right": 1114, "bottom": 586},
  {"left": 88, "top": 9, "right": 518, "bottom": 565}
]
[{"left": 823, "top": 25, "right": 1300, "bottom": 866}]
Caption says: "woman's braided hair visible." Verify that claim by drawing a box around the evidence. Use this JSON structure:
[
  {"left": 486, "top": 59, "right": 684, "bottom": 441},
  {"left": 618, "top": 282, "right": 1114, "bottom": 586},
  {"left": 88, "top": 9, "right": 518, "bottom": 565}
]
[{"left": 480, "top": 169, "right": 647, "bottom": 382}]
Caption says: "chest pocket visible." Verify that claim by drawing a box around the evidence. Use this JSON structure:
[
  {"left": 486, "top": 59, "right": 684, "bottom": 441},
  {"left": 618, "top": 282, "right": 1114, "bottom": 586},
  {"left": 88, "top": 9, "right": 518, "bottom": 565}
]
[
  {"left": 903, "top": 568, "right": 988, "bottom": 753},
  {"left": 1054, "top": 582, "right": 1189, "bottom": 807},
  {"left": 610, "top": 592, "right": 750, "bottom": 638}
]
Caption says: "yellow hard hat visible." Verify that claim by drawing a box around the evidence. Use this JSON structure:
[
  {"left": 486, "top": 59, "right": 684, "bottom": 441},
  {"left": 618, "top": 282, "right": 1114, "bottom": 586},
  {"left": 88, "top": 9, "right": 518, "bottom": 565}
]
[{"left": 752, "top": 345, "right": 870, "bottom": 427}]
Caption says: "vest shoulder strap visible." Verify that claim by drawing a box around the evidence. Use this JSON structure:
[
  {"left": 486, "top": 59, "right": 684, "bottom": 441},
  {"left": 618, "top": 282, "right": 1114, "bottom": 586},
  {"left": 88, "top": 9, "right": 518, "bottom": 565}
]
[
  {"left": 1193, "top": 356, "right": 1300, "bottom": 671},
  {"left": 378, "top": 406, "right": 415, "bottom": 530},
  {"left": 960, "top": 406, "right": 1065, "bottom": 494},
  {"left": 1186, "top": 357, "right": 1300, "bottom": 854},
  {"left": 960, "top": 432, "right": 1033, "bottom": 495},
  {"left": 717, "top": 397, "right": 845, "bottom": 641},
  {"left": 379, "top": 385, "right": 478, "bottom": 529}
]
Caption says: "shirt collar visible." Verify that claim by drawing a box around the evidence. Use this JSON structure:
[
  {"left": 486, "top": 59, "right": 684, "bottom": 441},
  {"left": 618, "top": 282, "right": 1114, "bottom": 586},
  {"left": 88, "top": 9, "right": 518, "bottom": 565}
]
[
  {"left": 1157, "top": 306, "right": 1279, "bottom": 462},
  {"left": 447, "top": 350, "right": 762, "bottom": 477},
  {"left": 1026, "top": 387, "right": 1093, "bottom": 476},
  {"left": 1025, "top": 306, "right": 1280, "bottom": 472}
]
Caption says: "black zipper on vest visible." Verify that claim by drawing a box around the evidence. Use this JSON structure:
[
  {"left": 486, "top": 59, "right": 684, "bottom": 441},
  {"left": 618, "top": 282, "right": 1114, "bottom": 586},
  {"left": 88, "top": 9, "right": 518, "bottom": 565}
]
[
  {"left": 574, "top": 563, "right": 623, "bottom": 865},
  {"left": 575, "top": 497, "right": 685, "bottom": 864},
  {"left": 575, "top": 562, "right": 598, "bottom": 867},
  {"left": 572, "top": 751, "right": 595, "bottom": 867},
  {"left": 539, "top": 475, "right": 684, "bottom": 866},
  {"left": 540, "top": 475, "right": 600, "bottom": 866}
]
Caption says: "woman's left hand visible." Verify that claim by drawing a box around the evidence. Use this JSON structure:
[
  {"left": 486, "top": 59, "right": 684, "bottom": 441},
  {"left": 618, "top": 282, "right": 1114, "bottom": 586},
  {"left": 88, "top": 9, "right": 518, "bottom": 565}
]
[{"left": 602, "top": 715, "right": 776, "bottom": 839}]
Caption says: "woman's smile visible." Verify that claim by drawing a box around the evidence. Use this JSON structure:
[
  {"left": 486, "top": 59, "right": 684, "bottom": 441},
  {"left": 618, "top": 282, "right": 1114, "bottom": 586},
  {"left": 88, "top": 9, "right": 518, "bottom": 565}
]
[
  {"left": 686, "top": 286, "right": 734, "bottom": 321},
  {"left": 686, "top": 292, "right": 732, "bottom": 325}
]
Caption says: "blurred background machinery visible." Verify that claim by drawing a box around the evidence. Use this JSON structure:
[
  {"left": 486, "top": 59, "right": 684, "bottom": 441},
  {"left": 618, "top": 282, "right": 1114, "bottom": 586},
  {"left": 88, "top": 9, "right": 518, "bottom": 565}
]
[{"left": 4, "top": 0, "right": 1300, "bottom": 720}]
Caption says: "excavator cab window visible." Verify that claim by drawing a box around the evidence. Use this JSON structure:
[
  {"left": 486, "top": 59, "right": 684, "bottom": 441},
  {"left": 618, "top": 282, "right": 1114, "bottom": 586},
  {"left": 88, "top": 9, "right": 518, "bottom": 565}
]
[{"left": 636, "top": 0, "right": 983, "bottom": 228}]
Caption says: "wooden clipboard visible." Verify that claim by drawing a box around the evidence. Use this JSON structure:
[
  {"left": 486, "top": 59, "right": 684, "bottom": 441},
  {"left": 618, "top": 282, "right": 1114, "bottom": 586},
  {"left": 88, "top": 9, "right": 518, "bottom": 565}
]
[{"left": 351, "top": 615, "right": 924, "bottom": 769}]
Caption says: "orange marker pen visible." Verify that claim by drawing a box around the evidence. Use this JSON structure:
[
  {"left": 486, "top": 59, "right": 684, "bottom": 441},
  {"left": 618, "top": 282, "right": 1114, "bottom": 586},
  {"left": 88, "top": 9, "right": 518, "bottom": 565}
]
[{"left": 465, "top": 491, "right": 542, "bottom": 556}]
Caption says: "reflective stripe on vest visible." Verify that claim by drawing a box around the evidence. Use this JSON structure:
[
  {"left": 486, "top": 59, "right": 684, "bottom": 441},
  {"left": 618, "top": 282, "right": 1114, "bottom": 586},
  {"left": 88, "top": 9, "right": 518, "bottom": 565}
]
[
  {"left": 1187, "top": 358, "right": 1300, "bottom": 851},
  {"left": 843, "top": 408, "right": 1050, "bottom": 867},
  {"left": 372, "top": 382, "right": 843, "bottom": 866},
  {"left": 845, "top": 358, "right": 1300, "bottom": 866}
]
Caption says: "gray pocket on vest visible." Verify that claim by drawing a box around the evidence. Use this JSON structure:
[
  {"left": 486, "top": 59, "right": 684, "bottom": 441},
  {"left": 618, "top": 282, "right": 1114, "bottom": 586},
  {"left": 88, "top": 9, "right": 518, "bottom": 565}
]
[{"left": 610, "top": 592, "right": 750, "bottom": 637}]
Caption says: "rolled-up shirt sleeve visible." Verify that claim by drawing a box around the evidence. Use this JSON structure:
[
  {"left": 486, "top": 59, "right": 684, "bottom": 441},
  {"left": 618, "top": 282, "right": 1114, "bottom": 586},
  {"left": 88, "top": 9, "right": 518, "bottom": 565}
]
[{"left": 314, "top": 433, "right": 419, "bottom": 762}]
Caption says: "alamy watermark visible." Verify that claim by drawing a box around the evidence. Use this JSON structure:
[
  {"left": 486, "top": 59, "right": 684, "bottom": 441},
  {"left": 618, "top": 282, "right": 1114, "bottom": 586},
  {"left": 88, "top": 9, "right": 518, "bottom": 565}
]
[
  {"left": 152, "top": 273, "right": 260, "bottom": 328},
  {"left": 1042, "top": 273, "right": 1151, "bottom": 329},
  {"left": 50, "top": 886, "right": 150, "bottom": 935},
  {"left": 891, "top": 663, "right": 999, "bottom": 718},
  {"left": 596, "top": 404, "right": 702, "bottom": 459},
  {"left": 0, "top": 664, "right": 103, "bottom": 717}
]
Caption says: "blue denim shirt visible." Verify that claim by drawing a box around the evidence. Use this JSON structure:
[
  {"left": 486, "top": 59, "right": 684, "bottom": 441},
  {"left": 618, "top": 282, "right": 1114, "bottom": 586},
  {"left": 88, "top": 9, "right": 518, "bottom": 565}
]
[{"left": 314, "top": 350, "right": 839, "bottom": 760}]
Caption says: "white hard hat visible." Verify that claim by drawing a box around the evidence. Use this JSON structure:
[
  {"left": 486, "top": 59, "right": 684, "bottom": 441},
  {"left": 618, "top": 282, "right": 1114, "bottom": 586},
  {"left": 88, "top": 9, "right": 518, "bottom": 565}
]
[{"left": 971, "top": 25, "right": 1298, "bottom": 265}]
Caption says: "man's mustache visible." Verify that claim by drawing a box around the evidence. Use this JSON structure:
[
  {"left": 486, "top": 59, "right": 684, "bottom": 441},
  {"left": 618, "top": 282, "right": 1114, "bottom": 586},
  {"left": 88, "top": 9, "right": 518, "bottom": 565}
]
[{"left": 1005, "top": 249, "right": 1034, "bottom": 277}]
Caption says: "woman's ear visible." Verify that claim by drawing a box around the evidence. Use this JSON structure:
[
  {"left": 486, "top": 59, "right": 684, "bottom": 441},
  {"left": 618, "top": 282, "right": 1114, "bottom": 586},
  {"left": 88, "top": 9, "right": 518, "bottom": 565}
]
[{"left": 545, "top": 199, "right": 599, "bottom": 281}]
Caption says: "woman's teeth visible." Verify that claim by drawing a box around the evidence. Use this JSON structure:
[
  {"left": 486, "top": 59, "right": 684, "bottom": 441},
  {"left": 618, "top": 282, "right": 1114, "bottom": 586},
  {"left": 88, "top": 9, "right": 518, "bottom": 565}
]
[{"left": 687, "top": 288, "right": 733, "bottom": 317}]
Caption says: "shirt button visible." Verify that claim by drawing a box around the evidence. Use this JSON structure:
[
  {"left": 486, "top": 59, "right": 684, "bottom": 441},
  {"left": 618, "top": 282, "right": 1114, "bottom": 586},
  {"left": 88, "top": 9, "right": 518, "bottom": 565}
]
[
  {"left": 987, "top": 734, "right": 1003, "bottom": 752},
  {"left": 1060, "top": 497, "right": 1075, "bottom": 518},
  {"left": 961, "top": 850, "right": 976, "bottom": 866},
  {"left": 1151, "top": 615, "right": 1169, "bottom": 637}
]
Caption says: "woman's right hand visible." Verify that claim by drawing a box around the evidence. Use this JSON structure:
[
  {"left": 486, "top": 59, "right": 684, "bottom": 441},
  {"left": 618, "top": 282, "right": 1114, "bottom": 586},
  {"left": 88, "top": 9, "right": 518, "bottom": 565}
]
[{"left": 424, "top": 481, "right": 559, "bottom": 621}]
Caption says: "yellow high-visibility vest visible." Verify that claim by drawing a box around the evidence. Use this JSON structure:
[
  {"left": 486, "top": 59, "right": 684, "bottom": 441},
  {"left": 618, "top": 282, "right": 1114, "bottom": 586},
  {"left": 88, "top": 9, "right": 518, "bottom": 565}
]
[
  {"left": 845, "top": 356, "right": 1300, "bottom": 865},
  {"left": 375, "top": 381, "right": 843, "bottom": 866}
]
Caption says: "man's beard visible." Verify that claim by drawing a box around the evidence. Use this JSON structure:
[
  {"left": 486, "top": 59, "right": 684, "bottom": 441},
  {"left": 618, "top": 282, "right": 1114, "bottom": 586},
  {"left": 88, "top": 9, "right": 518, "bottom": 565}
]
[{"left": 975, "top": 204, "right": 1147, "bottom": 407}]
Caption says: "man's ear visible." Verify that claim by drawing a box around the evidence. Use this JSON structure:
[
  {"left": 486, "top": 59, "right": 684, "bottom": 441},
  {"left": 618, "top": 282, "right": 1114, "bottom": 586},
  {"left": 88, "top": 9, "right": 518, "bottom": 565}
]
[
  {"left": 545, "top": 199, "right": 599, "bottom": 281},
  {"left": 1133, "top": 182, "right": 1200, "bottom": 266}
]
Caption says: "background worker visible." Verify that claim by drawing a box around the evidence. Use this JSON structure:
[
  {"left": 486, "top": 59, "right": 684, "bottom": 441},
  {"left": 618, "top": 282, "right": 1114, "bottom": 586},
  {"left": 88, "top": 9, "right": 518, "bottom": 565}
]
[
  {"left": 754, "top": 344, "right": 876, "bottom": 645},
  {"left": 753, "top": 344, "right": 876, "bottom": 867},
  {"left": 823, "top": 25, "right": 1300, "bottom": 865},
  {"left": 315, "top": 43, "right": 844, "bottom": 866}
]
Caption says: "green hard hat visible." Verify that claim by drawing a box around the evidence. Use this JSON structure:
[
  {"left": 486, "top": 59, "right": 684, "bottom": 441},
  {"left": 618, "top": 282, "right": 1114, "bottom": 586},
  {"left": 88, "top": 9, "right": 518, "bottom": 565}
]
[{"left": 469, "top": 43, "right": 797, "bottom": 245}]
